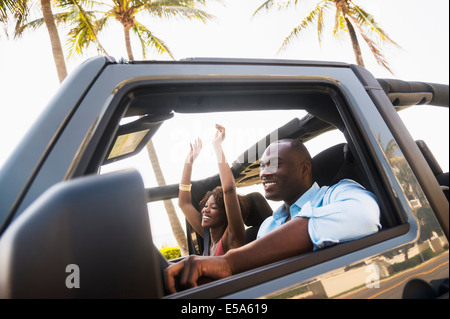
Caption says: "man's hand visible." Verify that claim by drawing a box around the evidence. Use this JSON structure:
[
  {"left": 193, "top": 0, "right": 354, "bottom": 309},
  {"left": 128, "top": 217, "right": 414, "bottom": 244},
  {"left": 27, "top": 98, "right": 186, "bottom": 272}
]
[{"left": 164, "top": 255, "right": 233, "bottom": 294}]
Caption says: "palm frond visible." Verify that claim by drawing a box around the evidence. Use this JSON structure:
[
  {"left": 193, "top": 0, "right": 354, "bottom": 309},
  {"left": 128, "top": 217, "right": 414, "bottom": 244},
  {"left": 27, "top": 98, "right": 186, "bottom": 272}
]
[
  {"left": 143, "top": 5, "right": 213, "bottom": 22},
  {"left": 14, "top": 9, "right": 69, "bottom": 38},
  {"left": 316, "top": 1, "right": 333, "bottom": 45},
  {"left": 3, "top": 0, "right": 34, "bottom": 38},
  {"left": 253, "top": 0, "right": 299, "bottom": 17},
  {"left": 317, "top": 4, "right": 324, "bottom": 45},
  {"left": 66, "top": 26, "right": 88, "bottom": 58},
  {"left": 349, "top": 16, "right": 394, "bottom": 74},
  {"left": 278, "top": 1, "right": 326, "bottom": 53},
  {"left": 0, "top": 0, "right": 28, "bottom": 19},
  {"left": 134, "top": 24, "right": 148, "bottom": 59},
  {"left": 0, "top": 0, "right": 14, "bottom": 22},
  {"left": 66, "top": 0, "right": 108, "bottom": 54},
  {"left": 15, "top": 15, "right": 45, "bottom": 33},
  {"left": 348, "top": 1, "right": 400, "bottom": 48},
  {"left": 132, "top": 20, "right": 175, "bottom": 59},
  {"left": 66, "top": 22, "right": 95, "bottom": 58},
  {"left": 65, "top": 12, "right": 109, "bottom": 58},
  {"left": 140, "top": 0, "right": 211, "bottom": 13},
  {"left": 1, "top": 0, "right": 25, "bottom": 37},
  {"left": 332, "top": 8, "right": 347, "bottom": 38},
  {"left": 253, "top": 0, "right": 282, "bottom": 15},
  {"left": 147, "top": 0, "right": 208, "bottom": 6}
]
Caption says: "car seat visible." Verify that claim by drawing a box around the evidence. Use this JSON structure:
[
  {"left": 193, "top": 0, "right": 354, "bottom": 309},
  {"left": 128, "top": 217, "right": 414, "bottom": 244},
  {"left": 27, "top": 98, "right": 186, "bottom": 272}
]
[
  {"left": 244, "top": 192, "right": 273, "bottom": 243},
  {"left": 312, "top": 143, "right": 365, "bottom": 187}
]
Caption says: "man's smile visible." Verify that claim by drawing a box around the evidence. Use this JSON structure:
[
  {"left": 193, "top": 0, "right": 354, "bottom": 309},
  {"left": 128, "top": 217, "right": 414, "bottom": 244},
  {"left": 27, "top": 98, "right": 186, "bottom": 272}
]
[{"left": 263, "top": 180, "right": 277, "bottom": 190}]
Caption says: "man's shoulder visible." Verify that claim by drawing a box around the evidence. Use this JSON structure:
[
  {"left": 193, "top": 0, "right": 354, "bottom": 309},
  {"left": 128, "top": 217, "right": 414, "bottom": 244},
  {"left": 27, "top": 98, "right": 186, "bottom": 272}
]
[
  {"left": 332, "top": 178, "right": 365, "bottom": 190},
  {"left": 328, "top": 179, "right": 378, "bottom": 202},
  {"left": 325, "top": 178, "right": 371, "bottom": 198}
]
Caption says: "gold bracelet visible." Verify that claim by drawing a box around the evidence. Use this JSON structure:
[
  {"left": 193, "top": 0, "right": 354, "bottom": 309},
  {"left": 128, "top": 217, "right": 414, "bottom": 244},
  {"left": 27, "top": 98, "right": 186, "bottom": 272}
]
[{"left": 179, "top": 183, "right": 192, "bottom": 192}]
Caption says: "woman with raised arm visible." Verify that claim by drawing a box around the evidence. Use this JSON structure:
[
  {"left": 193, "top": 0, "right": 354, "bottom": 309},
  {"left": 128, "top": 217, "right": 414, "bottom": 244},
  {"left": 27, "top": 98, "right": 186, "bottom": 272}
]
[{"left": 178, "top": 124, "right": 249, "bottom": 256}]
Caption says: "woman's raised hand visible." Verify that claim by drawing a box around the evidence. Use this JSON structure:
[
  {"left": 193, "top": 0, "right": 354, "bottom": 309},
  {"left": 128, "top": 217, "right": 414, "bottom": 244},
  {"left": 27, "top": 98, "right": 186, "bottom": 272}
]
[
  {"left": 213, "top": 124, "right": 225, "bottom": 149},
  {"left": 186, "top": 138, "right": 202, "bottom": 164}
]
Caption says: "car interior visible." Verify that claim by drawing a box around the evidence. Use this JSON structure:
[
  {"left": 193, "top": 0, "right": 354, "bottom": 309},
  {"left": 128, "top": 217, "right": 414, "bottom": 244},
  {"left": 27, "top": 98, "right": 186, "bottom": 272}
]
[{"left": 92, "top": 79, "right": 419, "bottom": 296}]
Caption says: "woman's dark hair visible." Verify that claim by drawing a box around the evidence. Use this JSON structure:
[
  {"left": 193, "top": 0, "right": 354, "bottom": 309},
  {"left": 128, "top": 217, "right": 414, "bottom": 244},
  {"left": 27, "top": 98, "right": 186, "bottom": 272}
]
[{"left": 199, "top": 186, "right": 250, "bottom": 223}]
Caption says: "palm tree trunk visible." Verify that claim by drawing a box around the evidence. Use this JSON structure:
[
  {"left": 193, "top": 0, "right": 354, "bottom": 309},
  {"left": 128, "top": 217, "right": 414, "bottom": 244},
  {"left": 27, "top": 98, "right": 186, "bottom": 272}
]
[
  {"left": 123, "top": 25, "right": 134, "bottom": 61},
  {"left": 122, "top": 20, "right": 187, "bottom": 256},
  {"left": 344, "top": 17, "right": 365, "bottom": 67},
  {"left": 146, "top": 140, "right": 188, "bottom": 256},
  {"left": 40, "top": 0, "right": 67, "bottom": 83}
]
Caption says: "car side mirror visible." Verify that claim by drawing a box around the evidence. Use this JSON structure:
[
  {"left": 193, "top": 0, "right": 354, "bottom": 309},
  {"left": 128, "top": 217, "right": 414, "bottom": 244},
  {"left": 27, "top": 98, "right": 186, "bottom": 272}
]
[{"left": 0, "top": 169, "right": 164, "bottom": 298}]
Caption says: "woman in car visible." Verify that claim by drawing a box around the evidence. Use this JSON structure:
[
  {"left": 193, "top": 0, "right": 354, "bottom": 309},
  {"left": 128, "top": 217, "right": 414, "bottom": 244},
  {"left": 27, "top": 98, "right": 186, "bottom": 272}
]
[{"left": 178, "top": 124, "right": 249, "bottom": 256}]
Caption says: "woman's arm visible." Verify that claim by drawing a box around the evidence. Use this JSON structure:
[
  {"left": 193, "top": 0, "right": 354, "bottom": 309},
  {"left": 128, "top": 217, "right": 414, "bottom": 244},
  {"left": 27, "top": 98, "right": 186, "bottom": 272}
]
[
  {"left": 213, "top": 125, "right": 246, "bottom": 249},
  {"left": 178, "top": 138, "right": 204, "bottom": 236}
]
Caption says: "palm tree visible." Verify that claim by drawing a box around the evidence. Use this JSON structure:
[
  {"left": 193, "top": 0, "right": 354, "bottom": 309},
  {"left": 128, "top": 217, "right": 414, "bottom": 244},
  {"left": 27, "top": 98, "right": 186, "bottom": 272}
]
[
  {"left": 4, "top": 0, "right": 70, "bottom": 82},
  {"left": 0, "top": 0, "right": 24, "bottom": 36},
  {"left": 253, "top": 0, "right": 400, "bottom": 73},
  {"left": 2, "top": 0, "right": 106, "bottom": 83},
  {"left": 37, "top": 0, "right": 68, "bottom": 82},
  {"left": 60, "top": 0, "right": 213, "bottom": 60},
  {"left": 146, "top": 140, "right": 189, "bottom": 255},
  {"left": 0, "top": 0, "right": 14, "bottom": 24}
]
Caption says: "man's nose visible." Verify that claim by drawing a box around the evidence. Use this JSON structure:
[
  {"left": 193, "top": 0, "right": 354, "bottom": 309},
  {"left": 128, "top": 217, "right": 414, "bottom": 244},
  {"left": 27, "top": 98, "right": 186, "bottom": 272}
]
[
  {"left": 259, "top": 165, "right": 274, "bottom": 178},
  {"left": 259, "top": 167, "right": 267, "bottom": 179}
]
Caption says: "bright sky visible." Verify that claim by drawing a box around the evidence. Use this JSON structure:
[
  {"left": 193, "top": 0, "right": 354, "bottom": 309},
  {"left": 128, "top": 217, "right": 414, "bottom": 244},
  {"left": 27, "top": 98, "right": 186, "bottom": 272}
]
[{"left": 0, "top": 0, "right": 448, "bottom": 247}]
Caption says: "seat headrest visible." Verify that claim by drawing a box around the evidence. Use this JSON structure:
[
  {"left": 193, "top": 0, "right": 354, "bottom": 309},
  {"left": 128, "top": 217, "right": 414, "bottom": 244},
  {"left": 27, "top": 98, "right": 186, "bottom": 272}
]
[
  {"left": 244, "top": 192, "right": 273, "bottom": 227},
  {"left": 312, "top": 143, "right": 347, "bottom": 187}
]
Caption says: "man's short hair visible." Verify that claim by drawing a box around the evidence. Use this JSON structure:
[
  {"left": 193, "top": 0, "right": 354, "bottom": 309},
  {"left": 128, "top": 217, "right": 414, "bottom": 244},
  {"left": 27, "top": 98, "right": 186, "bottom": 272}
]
[{"left": 275, "top": 139, "right": 312, "bottom": 162}]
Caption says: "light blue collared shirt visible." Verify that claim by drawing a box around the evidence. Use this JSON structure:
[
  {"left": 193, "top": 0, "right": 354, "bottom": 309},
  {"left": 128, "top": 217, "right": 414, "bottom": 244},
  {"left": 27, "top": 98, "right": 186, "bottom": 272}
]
[{"left": 257, "top": 179, "right": 381, "bottom": 250}]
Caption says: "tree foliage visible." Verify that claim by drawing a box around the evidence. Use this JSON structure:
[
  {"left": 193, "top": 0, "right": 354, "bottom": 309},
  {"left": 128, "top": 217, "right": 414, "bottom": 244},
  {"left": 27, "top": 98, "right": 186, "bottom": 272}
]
[{"left": 254, "top": 0, "right": 401, "bottom": 73}]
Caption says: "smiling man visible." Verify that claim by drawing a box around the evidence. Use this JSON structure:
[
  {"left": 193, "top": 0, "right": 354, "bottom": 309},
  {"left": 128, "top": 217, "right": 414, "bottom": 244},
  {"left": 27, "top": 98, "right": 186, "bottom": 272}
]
[
  {"left": 257, "top": 139, "right": 381, "bottom": 250},
  {"left": 260, "top": 139, "right": 313, "bottom": 205},
  {"left": 164, "top": 139, "right": 381, "bottom": 293}
]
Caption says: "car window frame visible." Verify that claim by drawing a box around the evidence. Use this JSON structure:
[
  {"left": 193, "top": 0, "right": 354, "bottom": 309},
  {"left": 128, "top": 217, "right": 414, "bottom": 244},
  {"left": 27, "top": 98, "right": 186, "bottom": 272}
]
[{"left": 71, "top": 74, "right": 419, "bottom": 298}]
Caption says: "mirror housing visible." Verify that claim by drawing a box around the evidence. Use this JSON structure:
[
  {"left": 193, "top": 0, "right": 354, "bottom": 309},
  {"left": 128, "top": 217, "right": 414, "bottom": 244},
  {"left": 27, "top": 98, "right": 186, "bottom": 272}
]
[{"left": 0, "top": 169, "right": 163, "bottom": 298}]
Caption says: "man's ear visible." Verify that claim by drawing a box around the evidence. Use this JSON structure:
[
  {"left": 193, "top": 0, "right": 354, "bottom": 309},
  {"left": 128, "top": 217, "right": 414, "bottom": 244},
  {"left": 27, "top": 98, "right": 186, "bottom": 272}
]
[{"left": 301, "top": 161, "right": 312, "bottom": 177}]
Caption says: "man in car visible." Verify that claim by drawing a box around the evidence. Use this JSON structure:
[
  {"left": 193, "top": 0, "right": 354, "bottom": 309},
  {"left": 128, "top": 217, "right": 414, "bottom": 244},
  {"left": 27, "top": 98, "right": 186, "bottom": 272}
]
[{"left": 164, "top": 139, "right": 381, "bottom": 293}]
